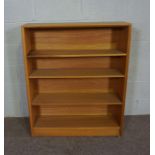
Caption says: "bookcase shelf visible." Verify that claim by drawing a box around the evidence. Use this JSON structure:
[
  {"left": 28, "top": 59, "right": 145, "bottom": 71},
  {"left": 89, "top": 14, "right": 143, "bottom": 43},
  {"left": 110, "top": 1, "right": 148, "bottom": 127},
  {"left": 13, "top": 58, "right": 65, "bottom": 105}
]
[
  {"left": 22, "top": 22, "right": 131, "bottom": 136},
  {"left": 27, "top": 49, "right": 126, "bottom": 58},
  {"left": 33, "top": 115, "right": 120, "bottom": 136},
  {"left": 32, "top": 92, "right": 122, "bottom": 106},
  {"left": 29, "top": 68, "right": 124, "bottom": 79}
]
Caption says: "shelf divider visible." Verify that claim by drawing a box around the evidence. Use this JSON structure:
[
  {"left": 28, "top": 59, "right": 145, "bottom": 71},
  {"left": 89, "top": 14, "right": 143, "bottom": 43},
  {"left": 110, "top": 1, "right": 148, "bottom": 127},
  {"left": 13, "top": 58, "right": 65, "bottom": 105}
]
[
  {"left": 27, "top": 49, "right": 126, "bottom": 58},
  {"left": 29, "top": 68, "right": 124, "bottom": 79},
  {"left": 32, "top": 92, "right": 122, "bottom": 106}
]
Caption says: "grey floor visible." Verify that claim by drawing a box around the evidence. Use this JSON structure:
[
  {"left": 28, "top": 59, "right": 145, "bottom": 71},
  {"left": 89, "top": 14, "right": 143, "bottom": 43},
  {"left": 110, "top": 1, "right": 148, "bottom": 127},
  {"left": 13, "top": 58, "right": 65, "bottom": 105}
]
[{"left": 5, "top": 116, "right": 149, "bottom": 155}]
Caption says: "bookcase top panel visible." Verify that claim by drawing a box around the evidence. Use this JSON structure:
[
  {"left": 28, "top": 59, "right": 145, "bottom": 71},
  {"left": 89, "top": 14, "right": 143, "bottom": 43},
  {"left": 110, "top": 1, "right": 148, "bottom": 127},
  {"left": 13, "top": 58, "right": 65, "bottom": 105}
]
[{"left": 22, "top": 22, "right": 131, "bottom": 29}]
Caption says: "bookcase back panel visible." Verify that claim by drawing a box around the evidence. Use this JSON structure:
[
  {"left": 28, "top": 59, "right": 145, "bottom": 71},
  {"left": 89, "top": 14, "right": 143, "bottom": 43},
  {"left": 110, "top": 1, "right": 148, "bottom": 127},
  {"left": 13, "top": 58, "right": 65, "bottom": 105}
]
[
  {"left": 37, "top": 105, "right": 121, "bottom": 117},
  {"left": 35, "top": 78, "right": 123, "bottom": 94},
  {"left": 30, "top": 57, "right": 125, "bottom": 71},
  {"left": 30, "top": 27, "right": 127, "bottom": 51},
  {"left": 36, "top": 79, "right": 109, "bottom": 93}
]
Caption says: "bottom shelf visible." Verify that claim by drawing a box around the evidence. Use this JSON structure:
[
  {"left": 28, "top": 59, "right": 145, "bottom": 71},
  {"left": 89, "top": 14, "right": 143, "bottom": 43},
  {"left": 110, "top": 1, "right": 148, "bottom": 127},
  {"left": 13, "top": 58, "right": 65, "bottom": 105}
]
[{"left": 32, "top": 115, "right": 120, "bottom": 136}]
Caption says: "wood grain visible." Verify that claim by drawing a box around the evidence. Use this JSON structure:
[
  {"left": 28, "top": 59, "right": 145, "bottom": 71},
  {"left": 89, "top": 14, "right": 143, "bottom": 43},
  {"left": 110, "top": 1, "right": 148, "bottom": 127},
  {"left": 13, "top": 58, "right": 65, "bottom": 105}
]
[
  {"left": 29, "top": 68, "right": 124, "bottom": 78},
  {"left": 23, "top": 22, "right": 131, "bottom": 28},
  {"left": 39, "top": 105, "right": 120, "bottom": 116},
  {"left": 37, "top": 78, "right": 116, "bottom": 93},
  {"left": 32, "top": 115, "right": 120, "bottom": 136},
  {"left": 32, "top": 57, "right": 125, "bottom": 70},
  {"left": 32, "top": 92, "right": 121, "bottom": 106},
  {"left": 22, "top": 22, "right": 131, "bottom": 136},
  {"left": 119, "top": 26, "right": 132, "bottom": 135},
  {"left": 28, "top": 49, "right": 126, "bottom": 58},
  {"left": 31, "top": 28, "right": 117, "bottom": 50}
]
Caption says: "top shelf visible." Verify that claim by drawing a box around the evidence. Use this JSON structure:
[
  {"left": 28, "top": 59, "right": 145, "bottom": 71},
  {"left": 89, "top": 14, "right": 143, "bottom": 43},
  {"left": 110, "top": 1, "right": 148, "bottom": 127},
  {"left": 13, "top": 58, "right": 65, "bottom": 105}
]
[
  {"left": 27, "top": 49, "right": 126, "bottom": 58},
  {"left": 23, "top": 22, "right": 131, "bottom": 28}
]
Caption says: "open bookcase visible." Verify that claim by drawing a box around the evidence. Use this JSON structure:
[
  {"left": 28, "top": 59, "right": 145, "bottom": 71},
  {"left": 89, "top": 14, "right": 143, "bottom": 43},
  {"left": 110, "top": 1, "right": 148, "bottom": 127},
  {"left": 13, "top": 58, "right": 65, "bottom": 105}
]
[{"left": 22, "top": 22, "right": 131, "bottom": 136}]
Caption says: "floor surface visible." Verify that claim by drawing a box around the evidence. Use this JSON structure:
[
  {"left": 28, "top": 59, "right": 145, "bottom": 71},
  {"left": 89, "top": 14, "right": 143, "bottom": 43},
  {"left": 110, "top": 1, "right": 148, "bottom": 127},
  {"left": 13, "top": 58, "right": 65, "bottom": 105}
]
[{"left": 5, "top": 116, "right": 150, "bottom": 155}]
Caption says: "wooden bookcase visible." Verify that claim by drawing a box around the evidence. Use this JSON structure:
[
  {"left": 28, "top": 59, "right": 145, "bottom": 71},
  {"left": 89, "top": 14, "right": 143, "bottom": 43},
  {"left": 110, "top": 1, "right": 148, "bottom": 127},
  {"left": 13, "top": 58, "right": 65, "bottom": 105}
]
[{"left": 22, "top": 22, "right": 131, "bottom": 136}]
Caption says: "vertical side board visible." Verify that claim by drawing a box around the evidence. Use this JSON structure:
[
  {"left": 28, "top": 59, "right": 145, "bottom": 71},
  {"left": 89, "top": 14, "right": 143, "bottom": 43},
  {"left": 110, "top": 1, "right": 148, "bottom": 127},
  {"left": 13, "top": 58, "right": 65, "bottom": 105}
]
[
  {"left": 21, "top": 27, "right": 33, "bottom": 134},
  {"left": 120, "top": 25, "right": 132, "bottom": 135}
]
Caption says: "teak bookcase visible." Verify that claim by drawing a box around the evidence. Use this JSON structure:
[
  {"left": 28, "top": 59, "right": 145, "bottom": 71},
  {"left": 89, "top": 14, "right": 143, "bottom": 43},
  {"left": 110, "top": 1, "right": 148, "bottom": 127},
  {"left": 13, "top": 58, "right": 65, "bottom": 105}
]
[{"left": 22, "top": 22, "right": 131, "bottom": 136}]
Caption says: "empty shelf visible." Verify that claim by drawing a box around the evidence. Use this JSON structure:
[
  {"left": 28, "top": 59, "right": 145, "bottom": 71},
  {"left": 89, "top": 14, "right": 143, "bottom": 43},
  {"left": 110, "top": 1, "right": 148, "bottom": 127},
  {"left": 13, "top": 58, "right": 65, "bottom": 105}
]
[
  {"left": 27, "top": 49, "right": 126, "bottom": 58},
  {"left": 29, "top": 69, "right": 124, "bottom": 78},
  {"left": 32, "top": 92, "right": 122, "bottom": 106},
  {"left": 33, "top": 115, "right": 120, "bottom": 136},
  {"left": 32, "top": 92, "right": 121, "bottom": 106}
]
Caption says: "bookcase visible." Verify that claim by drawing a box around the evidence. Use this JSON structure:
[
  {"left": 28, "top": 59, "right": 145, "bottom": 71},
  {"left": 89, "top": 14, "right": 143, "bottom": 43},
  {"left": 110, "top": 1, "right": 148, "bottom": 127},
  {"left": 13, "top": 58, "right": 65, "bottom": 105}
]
[{"left": 22, "top": 22, "right": 131, "bottom": 136}]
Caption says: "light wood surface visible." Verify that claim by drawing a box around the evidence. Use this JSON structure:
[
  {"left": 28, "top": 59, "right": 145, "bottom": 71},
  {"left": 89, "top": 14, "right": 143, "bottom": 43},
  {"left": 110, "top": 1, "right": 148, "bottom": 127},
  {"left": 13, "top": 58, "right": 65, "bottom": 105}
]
[
  {"left": 32, "top": 57, "right": 125, "bottom": 70},
  {"left": 22, "top": 22, "right": 131, "bottom": 136},
  {"left": 120, "top": 25, "right": 132, "bottom": 135},
  {"left": 29, "top": 68, "right": 124, "bottom": 78},
  {"left": 21, "top": 27, "right": 34, "bottom": 133},
  {"left": 33, "top": 115, "right": 120, "bottom": 136},
  {"left": 28, "top": 49, "right": 126, "bottom": 58},
  {"left": 23, "top": 22, "right": 131, "bottom": 28},
  {"left": 39, "top": 105, "right": 120, "bottom": 116},
  {"left": 32, "top": 92, "right": 121, "bottom": 106},
  {"left": 36, "top": 78, "right": 119, "bottom": 93},
  {"left": 31, "top": 28, "right": 117, "bottom": 50},
  {"left": 35, "top": 115, "right": 119, "bottom": 127}
]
